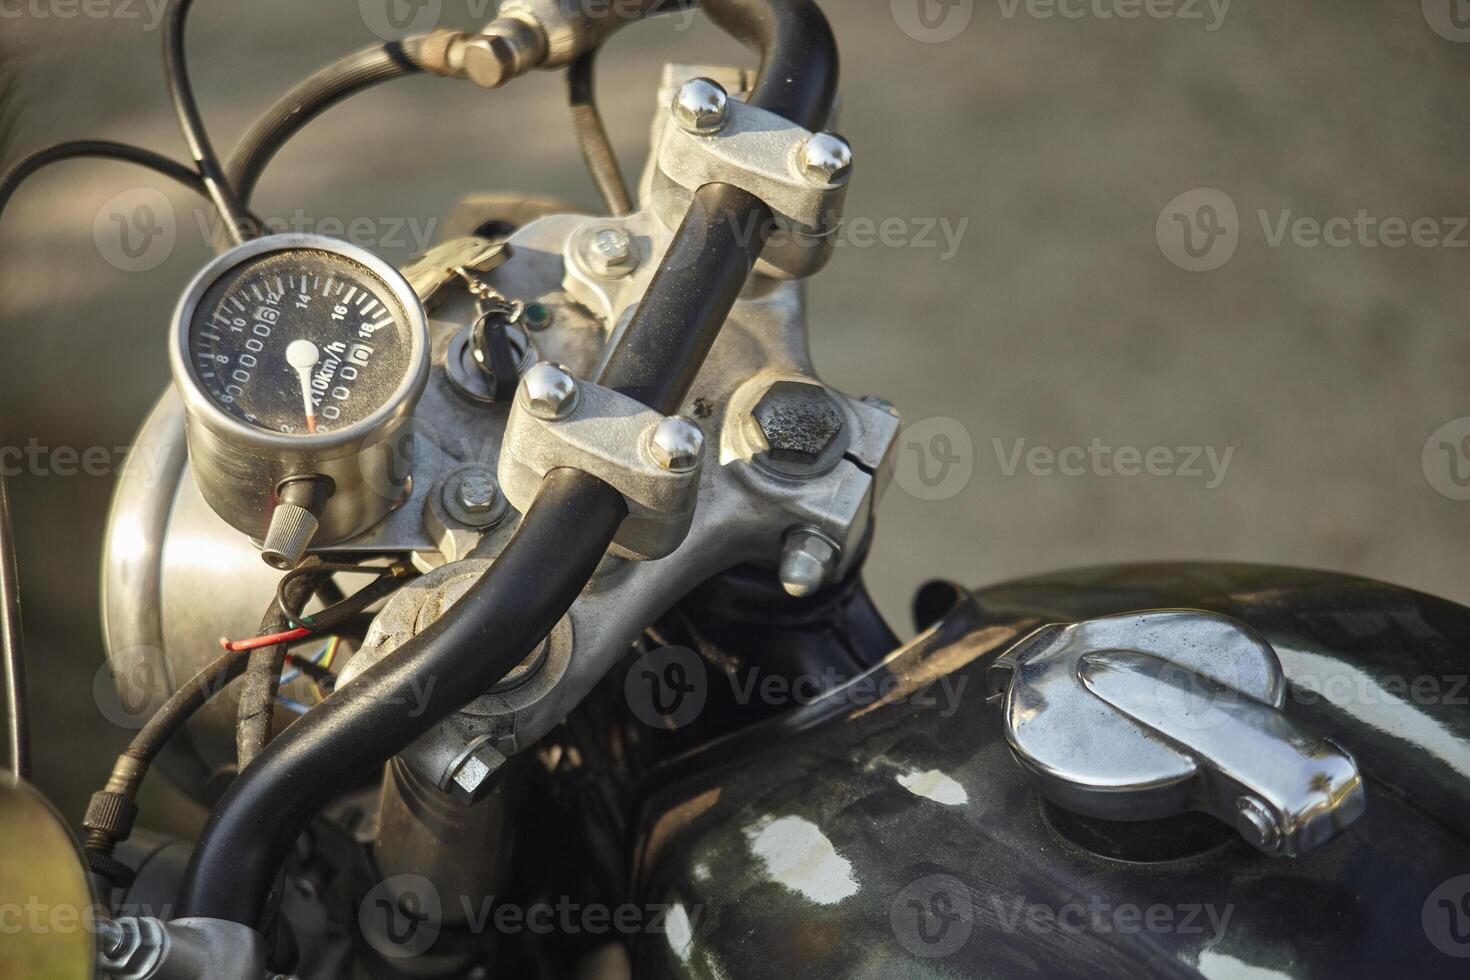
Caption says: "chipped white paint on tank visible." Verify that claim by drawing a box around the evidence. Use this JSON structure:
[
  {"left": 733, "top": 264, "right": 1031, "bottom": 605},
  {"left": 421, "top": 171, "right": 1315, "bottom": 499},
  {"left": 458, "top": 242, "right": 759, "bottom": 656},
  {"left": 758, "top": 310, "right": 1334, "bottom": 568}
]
[
  {"left": 666, "top": 903, "right": 694, "bottom": 964},
  {"left": 897, "top": 768, "right": 969, "bottom": 806},
  {"left": 744, "top": 815, "right": 858, "bottom": 905}
]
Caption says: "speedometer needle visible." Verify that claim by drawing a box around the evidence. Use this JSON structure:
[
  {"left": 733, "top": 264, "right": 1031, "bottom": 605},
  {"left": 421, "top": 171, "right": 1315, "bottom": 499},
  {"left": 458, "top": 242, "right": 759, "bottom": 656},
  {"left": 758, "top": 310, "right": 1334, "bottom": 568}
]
[{"left": 286, "top": 339, "right": 321, "bottom": 434}]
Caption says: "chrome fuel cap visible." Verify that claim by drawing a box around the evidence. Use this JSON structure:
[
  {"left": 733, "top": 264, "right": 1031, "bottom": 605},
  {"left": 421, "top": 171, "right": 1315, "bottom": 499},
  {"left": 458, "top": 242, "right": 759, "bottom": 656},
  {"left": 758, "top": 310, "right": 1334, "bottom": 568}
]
[{"left": 986, "top": 610, "right": 1365, "bottom": 857}]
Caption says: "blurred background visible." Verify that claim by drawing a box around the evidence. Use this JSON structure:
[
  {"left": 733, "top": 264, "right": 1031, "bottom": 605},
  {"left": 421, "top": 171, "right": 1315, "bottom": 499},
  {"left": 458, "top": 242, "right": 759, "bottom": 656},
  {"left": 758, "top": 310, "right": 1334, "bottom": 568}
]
[{"left": 2, "top": 0, "right": 1469, "bottom": 827}]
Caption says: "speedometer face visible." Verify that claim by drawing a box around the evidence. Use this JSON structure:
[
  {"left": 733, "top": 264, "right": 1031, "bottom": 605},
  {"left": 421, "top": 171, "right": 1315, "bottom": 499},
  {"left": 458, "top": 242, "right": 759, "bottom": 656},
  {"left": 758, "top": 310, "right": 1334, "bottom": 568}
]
[{"left": 187, "top": 249, "right": 414, "bottom": 435}]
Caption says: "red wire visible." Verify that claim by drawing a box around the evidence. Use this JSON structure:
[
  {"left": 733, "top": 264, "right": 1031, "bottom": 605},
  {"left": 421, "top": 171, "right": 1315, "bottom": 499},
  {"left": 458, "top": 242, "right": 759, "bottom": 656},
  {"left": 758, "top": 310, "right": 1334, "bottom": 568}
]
[{"left": 219, "top": 627, "right": 313, "bottom": 653}]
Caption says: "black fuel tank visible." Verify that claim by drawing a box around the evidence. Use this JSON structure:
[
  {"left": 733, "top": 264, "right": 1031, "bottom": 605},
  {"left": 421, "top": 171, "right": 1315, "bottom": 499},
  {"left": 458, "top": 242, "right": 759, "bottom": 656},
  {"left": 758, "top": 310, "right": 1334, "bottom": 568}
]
[{"left": 629, "top": 563, "right": 1470, "bottom": 978}]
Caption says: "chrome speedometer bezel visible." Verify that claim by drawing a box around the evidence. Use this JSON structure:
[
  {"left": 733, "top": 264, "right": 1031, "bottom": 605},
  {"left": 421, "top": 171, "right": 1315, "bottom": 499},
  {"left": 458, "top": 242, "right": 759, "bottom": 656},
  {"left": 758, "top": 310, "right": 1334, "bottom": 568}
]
[
  {"left": 168, "top": 233, "right": 430, "bottom": 453},
  {"left": 168, "top": 233, "right": 432, "bottom": 550}
]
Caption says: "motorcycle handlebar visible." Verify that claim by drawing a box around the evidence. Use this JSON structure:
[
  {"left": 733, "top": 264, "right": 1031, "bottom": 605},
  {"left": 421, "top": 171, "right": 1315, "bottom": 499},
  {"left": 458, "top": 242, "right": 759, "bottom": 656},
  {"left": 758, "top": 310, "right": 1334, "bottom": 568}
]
[{"left": 175, "top": 0, "right": 839, "bottom": 929}]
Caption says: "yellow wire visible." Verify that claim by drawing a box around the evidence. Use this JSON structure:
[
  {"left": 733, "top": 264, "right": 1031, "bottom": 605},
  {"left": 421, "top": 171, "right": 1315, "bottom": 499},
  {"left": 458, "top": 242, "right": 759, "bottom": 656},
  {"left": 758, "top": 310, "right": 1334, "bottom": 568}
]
[{"left": 312, "top": 636, "right": 342, "bottom": 702}]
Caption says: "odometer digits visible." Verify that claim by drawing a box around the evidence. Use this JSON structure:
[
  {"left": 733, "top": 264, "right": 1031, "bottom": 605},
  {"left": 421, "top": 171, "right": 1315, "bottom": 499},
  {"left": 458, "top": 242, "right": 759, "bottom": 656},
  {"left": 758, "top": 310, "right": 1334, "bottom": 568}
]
[{"left": 188, "top": 249, "right": 413, "bottom": 436}]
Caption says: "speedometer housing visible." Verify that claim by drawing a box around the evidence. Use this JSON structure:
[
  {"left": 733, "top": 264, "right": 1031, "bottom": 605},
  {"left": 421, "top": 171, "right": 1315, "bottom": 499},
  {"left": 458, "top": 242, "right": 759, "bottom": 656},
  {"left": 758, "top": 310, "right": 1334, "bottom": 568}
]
[{"left": 168, "top": 234, "right": 430, "bottom": 548}]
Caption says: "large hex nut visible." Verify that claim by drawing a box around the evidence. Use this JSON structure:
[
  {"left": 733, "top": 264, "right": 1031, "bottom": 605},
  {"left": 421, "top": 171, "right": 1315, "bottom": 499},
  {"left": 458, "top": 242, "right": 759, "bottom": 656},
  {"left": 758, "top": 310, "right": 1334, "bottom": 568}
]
[{"left": 749, "top": 381, "right": 847, "bottom": 474}]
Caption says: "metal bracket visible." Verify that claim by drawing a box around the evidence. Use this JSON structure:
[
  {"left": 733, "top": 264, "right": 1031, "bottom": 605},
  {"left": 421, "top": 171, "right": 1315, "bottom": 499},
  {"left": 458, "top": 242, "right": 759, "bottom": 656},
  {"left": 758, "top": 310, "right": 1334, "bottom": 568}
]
[
  {"left": 655, "top": 96, "right": 848, "bottom": 236},
  {"left": 498, "top": 376, "right": 702, "bottom": 560}
]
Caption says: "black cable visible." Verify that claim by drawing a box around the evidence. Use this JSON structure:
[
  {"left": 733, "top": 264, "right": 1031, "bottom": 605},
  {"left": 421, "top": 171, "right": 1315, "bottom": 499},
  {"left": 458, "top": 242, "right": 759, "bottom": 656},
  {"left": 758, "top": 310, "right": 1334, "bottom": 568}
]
[
  {"left": 0, "top": 139, "right": 209, "bottom": 226},
  {"left": 163, "top": 0, "right": 255, "bottom": 244},
  {"left": 274, "top": 561, "right": 413, "bottom": 633},
  {"left": 129, "top": 648, "right": 255, "bottom": 772},
  {"left": 568, "top": 50, "right": 633, "bottom": 216},
  {"left": 84, "top": 642, "right": 256, "bottom": 858},
  {"left": 178, "top": 468, "right": 627, "bottom": 925},
  {"left": 0, "top": 141, "right": 209, "bottom": 781},
  {"left": 237, "top": 572, "right": 323, "bottom": 770},
  {"left": 225, "top": 37, "right": 428, "bottom": 209},
  {"left": 0, "top": 474, "right": 26, "bottom": 781},
  {"left": 82, "top": 633, "right": 341, "bottom": 863}
]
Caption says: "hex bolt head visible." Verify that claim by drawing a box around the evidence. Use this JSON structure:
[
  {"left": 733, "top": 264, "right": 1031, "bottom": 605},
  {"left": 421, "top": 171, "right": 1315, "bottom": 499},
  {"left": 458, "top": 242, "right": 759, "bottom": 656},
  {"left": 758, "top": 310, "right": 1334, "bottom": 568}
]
[
  {"left": 446, "top": 737, "right": 508, "bottom": 807},
  {"left": 750, "top": 380, "right": 846, "bottom": 466},
  {"left": 798, "top": 132, "right": 854, "bottom": 187},
  {"left": 648, "top": 416, "right": 705, "bottom": 473},
  {"left": 672, "top": 77, "right": 730, "bottom": 135},
  {"left": 520, "top": 363, "right": 578, "bottom": 420},
  {"left": 456, "top": 469, "right": 500, "bottom": 513},
  {"left": 779, "top": 527, "right": 841, "bottom": 598},
  {"left": 575, "top": 225, "right": 639, "bottom": 280}
]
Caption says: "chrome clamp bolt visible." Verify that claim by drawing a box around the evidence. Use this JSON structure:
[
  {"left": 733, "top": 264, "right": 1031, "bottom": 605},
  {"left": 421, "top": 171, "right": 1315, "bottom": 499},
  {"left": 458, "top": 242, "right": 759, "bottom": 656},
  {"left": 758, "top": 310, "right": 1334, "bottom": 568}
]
[
  {"left": 520, "top": 362, "right": 578, "bottom": 420},
  {"left": 798, "top": 132, "right": 854, "bottom": 187},
  {"left": 671, "top": 77, "right": 730, "bottom": 135},
  {"left": 648, "top": 416, "right": 705, "bottom": 473},
  {"left": 779, "top": 526, "right": 842, "bottom": 598}
]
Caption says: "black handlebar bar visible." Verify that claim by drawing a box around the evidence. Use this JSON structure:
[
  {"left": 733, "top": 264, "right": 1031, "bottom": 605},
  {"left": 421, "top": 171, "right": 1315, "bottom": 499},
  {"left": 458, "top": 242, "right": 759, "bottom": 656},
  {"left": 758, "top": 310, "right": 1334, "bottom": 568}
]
[{"left": 176, "top": 0, "right": 840, "bottom": 928}]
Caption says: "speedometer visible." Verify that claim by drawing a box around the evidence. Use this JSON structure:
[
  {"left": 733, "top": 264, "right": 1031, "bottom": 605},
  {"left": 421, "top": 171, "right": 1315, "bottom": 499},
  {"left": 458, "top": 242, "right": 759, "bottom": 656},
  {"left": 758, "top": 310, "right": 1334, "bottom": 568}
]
[
  {"left": 169, "top": 235, "right": 429, "bottom": 566},
  {"left": 186, "top": 247, "right": 416, "bottom": 435}
]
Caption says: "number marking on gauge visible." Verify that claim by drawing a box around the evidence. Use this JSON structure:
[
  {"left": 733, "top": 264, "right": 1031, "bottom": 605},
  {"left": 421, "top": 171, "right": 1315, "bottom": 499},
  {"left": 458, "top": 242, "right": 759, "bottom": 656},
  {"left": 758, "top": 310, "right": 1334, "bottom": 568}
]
[{"left": 179, "top": 244, "right": 421, "bottom": 437}]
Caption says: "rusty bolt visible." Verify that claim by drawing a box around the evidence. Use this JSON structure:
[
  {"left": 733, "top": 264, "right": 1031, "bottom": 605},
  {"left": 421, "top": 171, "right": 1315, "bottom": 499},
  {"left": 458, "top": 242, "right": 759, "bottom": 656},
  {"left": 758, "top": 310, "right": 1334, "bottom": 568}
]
[{"left": 750, "top": 381, "right": 845, "bottom": 466}]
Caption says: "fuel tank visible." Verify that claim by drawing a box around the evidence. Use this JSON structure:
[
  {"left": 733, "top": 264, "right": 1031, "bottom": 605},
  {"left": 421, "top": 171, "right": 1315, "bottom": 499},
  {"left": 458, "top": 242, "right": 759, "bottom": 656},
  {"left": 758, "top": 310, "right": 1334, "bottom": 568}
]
[{"left": 629, "top": 563, "right": 1470, "bottom": 978}]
